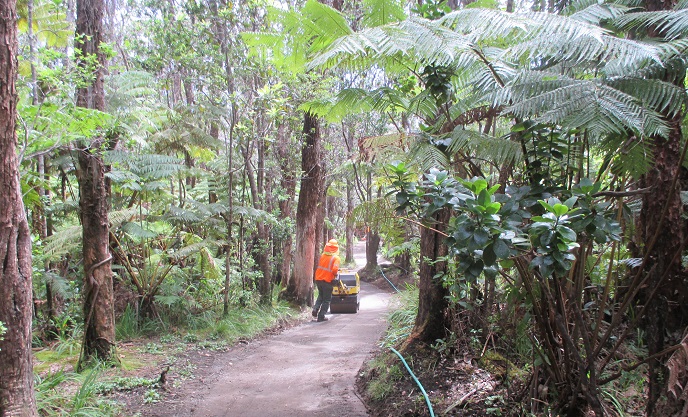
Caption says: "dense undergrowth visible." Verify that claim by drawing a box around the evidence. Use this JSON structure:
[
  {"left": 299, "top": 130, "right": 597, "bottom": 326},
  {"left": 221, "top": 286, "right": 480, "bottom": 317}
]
[
  {"left": 32, "top": 297, "right": 299, "bottom": 417},
  {"left": 358, "top": 283, "right": 648, "bottom": 417}
]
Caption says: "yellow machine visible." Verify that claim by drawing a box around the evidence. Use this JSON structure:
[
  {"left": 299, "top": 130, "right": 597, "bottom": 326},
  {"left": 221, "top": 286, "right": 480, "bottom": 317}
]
[{"left": 330, "top": 271, "right": 360, "bottom": 314}]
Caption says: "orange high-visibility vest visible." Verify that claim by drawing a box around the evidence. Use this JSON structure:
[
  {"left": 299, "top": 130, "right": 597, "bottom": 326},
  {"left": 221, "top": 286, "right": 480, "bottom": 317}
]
[{"left": 315, "top": 254, "right": 340, "bottom": 282}]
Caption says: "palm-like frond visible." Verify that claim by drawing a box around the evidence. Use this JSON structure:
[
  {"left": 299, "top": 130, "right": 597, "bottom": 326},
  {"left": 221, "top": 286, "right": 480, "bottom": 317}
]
[
  {"left": 438, "top": 8, "right": 529, "bottom": 40},
  {"left": 308, "top": 17, "right": 475, "bottom": 72},
  {"left": 42, "top": 225, "right": 81, "bottom": 258},
  {"left": 446, "top": 129, "right": 523, "bottom": 166},
  {"left": 109, "top": 208, "right": 142, "bottom": 229},
  {"left": 607, "top": 77, "right": 686, "bottom": 117},
  {"left": 407, "top": 139, "right": 451, "bottom": 172},
  {"left": 243, "top": 0, "right": 352, "bottom": 73},
  {"left": 614, "top": 9, "right": 688, "bottom": 40},
  {"left": 170, "top": 239, "right": 222, "bottom": 261},
  {"left": 600, "top": 135, "right": 653, "bottom": 179},
  {"left": 360, "top": 0, "right": 407, "bottom": 27},
  {"left": 105, "top": 151, "right": 186, "bottom": 180},
  {"left": 508, "top": 12, "right": 662, "bottom": 72},
  {"left": 564, "top": 1, "right": 632, "bottom": 24},
  {"left": 501, "top": 71, "right": 668, "bottom": 138},
  {"left": 120, "top": 222, "right": 159, "bottom": 240}
]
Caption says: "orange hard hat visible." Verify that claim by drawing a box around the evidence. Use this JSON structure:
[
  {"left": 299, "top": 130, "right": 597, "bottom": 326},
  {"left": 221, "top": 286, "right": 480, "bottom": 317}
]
[{"left": 324, "top": 239, "right": 339, "bottom": 252}]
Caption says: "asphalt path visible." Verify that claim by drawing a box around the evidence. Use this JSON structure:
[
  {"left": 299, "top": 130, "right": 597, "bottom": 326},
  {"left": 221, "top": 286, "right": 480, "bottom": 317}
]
[{"left": 155, "top": 242, "right": 392, "bottom": 417}]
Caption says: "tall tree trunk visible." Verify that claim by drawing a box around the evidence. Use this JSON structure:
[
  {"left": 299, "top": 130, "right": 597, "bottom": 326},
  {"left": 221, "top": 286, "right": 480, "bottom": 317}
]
[
  {"left": 0, "top": 0, "right": 37, "bottom": 412},
  {"left": 636, "top": 0, "right": 687, "bottom": 414},
  {"left": 290, "top": 112, "right": 323, "bottom": 306},
  {"left": 404, "top": 207, "right": 451, "bottom": 348},
  {"left": 345, "top": 179, "right": 354, "bottom": 264},
  {"left": 75, "top": 0, "right": 116, "bottom": 366},
  {"left": 276, "top": 123, "right": 296, "bottom": 291}
]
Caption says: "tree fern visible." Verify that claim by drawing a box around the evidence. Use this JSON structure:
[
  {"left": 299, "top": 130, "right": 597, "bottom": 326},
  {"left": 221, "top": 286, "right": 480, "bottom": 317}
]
[
  {"left": 42, "top": 225, "right": 81, "bottom": 258},
  {"left": 614, "top": 8, "right": 688, "bottom": 40},
  {"left": 360, "top": 0, "right": 407, "bottom": 28},
  {"left": 446, "top": 128, "right": 523, "bottom": 167},
  {"left": 407, "top": 138, "right": 451, "bottom": 172},
  {"left": 242, "top": 0, "right": 352, "bottom": 74},
  {"left": 500, "top": 70, "right": 669, "bottom": 138}
]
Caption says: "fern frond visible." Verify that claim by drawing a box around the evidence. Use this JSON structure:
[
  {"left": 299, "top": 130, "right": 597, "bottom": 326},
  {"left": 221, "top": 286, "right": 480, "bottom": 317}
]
[
  {"left": 308, "top": 17, "right": 474, "bottom": 72},
  {"left": 109, "top": 208, "right": 142, "bottom": 229},
  {"left": 502, "top": 71, "right": 669, "bottom": 138},
  {"left": 121, "top": 222, "right": 159, "bottom": 240},
  {"left": 170, "top": 239, "right": 221, "bottom": 261},
  {"left": 447, "top": 129, "right": 523, "bottom": 166},
  {"left": 166, "top": 206, "right": 202, "bottom": 223},
  {"left": 509, "top": 12, "right": 661, "bottom": 71},
  {"left": 42, "top": 271, "right": 71, "bottom": 299},
  {"left": 601, "top": 135, "right": 653, "bottom": 179},
  {"left": 566, "top": 2, "right": 633, "bottom": 24},
  {"left": 361, "top": 0, "right": 407, "bottom": 27},
  {"left": 607, "top": 77, "right": 687, "bottom": 117},
  {"left": 438, "top": 9, "right": 529, "bottom": 41},
  {"left": 407, "top": 139, "right": 451, "bottom": 172},
  {"left": 43, "top": 225, "right": 81, "bottom": 258},
  {"left": 614, "top": 9, "right": 688, "bottom": 40},
  {"left": 106, "top": 151, "right": 186, "bottom": 180}
]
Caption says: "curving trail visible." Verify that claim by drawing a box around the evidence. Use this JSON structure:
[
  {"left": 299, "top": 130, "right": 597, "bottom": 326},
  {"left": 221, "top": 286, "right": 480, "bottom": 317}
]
[{"left": 149, "top": 242, "right": 391, "bottom": 417}]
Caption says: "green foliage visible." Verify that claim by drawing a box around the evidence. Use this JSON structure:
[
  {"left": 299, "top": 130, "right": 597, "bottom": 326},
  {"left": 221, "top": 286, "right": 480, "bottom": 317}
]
[
  {"left": 36, "top": 368, "right": 117, "bottom": 417},
  {"left": 382, "top": 284, "right": 419, "bottom": 347}
]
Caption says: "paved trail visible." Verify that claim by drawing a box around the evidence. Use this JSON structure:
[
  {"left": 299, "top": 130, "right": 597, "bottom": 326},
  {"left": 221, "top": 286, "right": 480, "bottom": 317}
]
[{"left": 152, "top": 242, "right": 391, "bottom": 417}]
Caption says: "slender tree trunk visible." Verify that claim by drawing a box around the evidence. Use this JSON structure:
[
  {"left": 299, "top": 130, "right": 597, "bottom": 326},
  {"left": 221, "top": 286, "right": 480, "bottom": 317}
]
[
  {"left": 0, "top": 0, "right": 37, "bottom": 412},
  {"left": 404, "top": 207, "right": 451, "bottom": 348},
  {"left": 345, "top": 178, "right": 354, "bottom": 264},
  {"left": 291, "top": 112, "right": 323, "bottom": 306},
  {"left": 276, "top": 123, "right": 296, "bottom": 290},
  {"left": 75, "top": 0, "right": 116, "bottom": 366}
]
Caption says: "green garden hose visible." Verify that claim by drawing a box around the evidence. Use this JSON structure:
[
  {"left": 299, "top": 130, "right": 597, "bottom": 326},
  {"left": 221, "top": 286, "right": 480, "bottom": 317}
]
[
  {"left": 390, "top": 347, "right": 435, "bottom": 417},
  {"left": 378, "top": 266, "right": 401, "bottom": 293}
]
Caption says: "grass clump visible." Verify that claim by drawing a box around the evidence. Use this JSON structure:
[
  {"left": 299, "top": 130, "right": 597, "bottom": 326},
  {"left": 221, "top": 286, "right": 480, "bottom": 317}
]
[
  {"left": 381, "top": 284, "right": 418, "bottom": 348},
  {"left": 365, "top": 353, "right": 405, "bottom": 401}
]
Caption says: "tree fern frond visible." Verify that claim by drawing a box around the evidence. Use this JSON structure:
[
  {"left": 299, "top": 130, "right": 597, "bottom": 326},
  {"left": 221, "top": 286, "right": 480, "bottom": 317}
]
[
  {"left": 361, "top": 0, "right": 407, "bottom": 27},
  {"left": 166, "top": 206, "right": 202, "bottom": 223},
  {"left": 169, "top": 239, "right": 221, "bottom": 261},
  {"left": 106, "top": 151, "right": 186, "bottom": 180},
  {"left": 43, "top": 225, "right": 81, "bottom": 258},
  {"left": 601, "top": 135, "right": 653, "bottom": 179},
  {"left": 614, "top": 9, "right": 688, "bottom": 40},
  {"left": 509, "top": 12, "right": 661, "bottom": 71},
  {"left": 302, "top": 88, "right": 375, "bottom": 121},
  {"left": 566, "top": 2, "right": 633, "bottom": 24},
  {"left": 121, "top": 222, "right": 159, "bottom": 240},
  {"left": 503, "top": 72, "right": 669, "bottom": 138},
  {"left": 308, "top": 17, "right": 474, "bottom": 72},
  {"left": 408, "top": 139, "right": 451, "bottom": 172},
  {"left": 607, "top": 77, "right": 687, "bottom": 117},
  {"left": 438, "top": 9, "right": 529, "bottom": 41},
  {"left": 302, "top": 0, "right": 354, "bottom": 47},
  {"left": 42, "top": 271, "right": 71, "bottom": 299},
  {"left": 110, "top": 208, "right": 142, "bottom": 229},
  {"left": 407, "top": 89, "right": 440, "bottom": 120},
  {"left": 447, "top": 129, "right": 523, "bottom": 166}
]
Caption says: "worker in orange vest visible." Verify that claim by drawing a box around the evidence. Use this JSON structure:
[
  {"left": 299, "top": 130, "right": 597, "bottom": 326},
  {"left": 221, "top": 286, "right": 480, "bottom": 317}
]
[{"left": 312, "top": 239, "right": 341, "bottom": 322}]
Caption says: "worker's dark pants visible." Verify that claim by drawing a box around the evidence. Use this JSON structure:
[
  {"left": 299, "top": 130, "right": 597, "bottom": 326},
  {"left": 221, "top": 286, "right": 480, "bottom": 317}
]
[{"left": 313, "top": 280, "right": 334, "bottom": 319}]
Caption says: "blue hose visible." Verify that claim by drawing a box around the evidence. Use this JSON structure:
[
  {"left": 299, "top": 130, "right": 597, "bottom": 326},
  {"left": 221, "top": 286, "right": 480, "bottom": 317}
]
[
  {"left": 378, "top": 266, "right": 401, "bottom": 293},
  {"left": 390, "top": 347, "right": 435, "bottom": 417}
]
